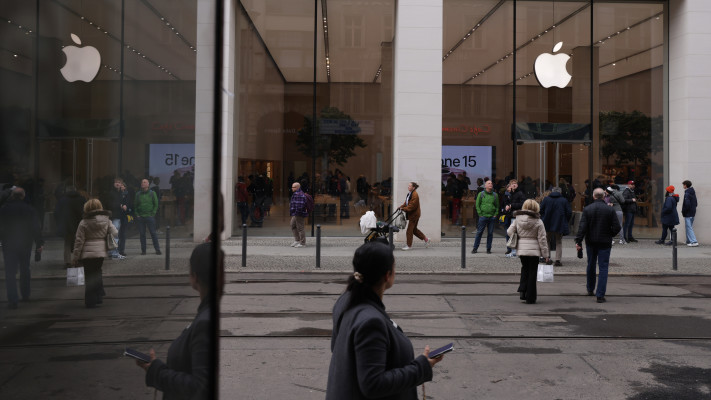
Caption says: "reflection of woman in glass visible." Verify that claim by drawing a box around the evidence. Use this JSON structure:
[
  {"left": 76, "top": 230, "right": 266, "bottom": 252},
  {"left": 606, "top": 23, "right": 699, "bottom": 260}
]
[
  {"left": 72, "top": 198, "right": 117, "bottom": 308},
  {"left": 326, "top": 241, "right": 443, "bottom": 399},
  {"left": 135, "top": 243, "right": 224, "bottom": 399},
  {"left": 398, "top": 182, "right": 430, "bottom": 250}
]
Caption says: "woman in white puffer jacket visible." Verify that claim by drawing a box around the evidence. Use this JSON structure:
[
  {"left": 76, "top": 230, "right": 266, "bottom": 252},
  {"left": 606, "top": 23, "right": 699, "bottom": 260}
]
[
  {"left": 507, "top": 199, "right": 549, "bottom": 304},
  {"left": 72, "top": 198, "right": 117, "bottom": 308}
]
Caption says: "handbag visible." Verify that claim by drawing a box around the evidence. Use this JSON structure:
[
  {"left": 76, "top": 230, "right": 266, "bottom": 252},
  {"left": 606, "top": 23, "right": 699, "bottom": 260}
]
[
  {"left": 67, "top": 267, "right": 85, "bottom": 286},
  {"left": 537, "top": 263, "right": 554, "bottom": 283},
  {"left": 106, "top": 224, "right": 117, "bottom": 251},
  {"left": 506, "top": 231, "right": 518, "bottom": 248}
]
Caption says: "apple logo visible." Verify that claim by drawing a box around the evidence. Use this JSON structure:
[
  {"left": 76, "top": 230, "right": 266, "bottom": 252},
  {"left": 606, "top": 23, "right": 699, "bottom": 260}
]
[
  {"left": 534, "top": 42, "right": 571, "bottom": 89},
  {"left": 60, "top": 33, "right": 101, "bottom": 82}
]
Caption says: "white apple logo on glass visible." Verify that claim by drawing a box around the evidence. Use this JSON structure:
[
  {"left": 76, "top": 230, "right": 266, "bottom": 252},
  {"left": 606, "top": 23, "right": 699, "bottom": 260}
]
[
  {"left": 60, "top": 33, "right": 101, "bottom": 82},
  {"left": 534, "top": 41, "right": 571, "bottom": 89}
]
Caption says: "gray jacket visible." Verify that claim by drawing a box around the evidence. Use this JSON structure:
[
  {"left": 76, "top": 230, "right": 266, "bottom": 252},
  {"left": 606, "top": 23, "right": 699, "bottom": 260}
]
[{"left": 326, "top": 291, "right": 432, "bottom": 400}]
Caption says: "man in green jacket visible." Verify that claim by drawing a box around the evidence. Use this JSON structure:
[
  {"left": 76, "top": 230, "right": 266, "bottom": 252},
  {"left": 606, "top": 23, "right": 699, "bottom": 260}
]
[
  {"left": 135, "top": 179, "right": 162, "bottom": 255},
  {"left": 472, "top": 180, "right": 499, "bottom": 254}
]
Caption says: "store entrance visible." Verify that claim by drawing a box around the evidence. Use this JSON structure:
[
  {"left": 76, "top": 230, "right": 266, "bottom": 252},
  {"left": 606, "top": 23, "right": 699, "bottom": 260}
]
[
  {"left": 516, "top": 141, "right": 588, "bottom": 211},
  {"left": 38, "top": 138, "right": 118, "bottom": 196}
]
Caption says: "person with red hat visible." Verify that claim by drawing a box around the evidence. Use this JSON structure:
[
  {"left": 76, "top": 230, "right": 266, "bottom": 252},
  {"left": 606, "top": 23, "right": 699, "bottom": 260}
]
[
  {"left": 621, "top": 181, "right": 638, "bottom": 242},
  {"left": 655, "top": 185, "right": 680, "bottom": 245}
]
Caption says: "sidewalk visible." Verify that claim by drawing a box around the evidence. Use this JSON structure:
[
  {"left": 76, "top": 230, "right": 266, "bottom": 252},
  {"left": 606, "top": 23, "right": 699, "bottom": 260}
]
[{"left": 13, "top": 235, "right": 711, "bottom": 279}]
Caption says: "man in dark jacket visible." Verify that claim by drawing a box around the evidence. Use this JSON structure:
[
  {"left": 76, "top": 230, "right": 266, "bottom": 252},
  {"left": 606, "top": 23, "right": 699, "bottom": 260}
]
[
  {"left": 682, "top": 180, "right": 698, "bottom": 247},
  {"left": 621, "top": 181, "right": 638, "bottom": 242},
  {"left": 55, "top": 186, "right": 86, "bottom": 266},
  {"left": 575, "top": 188, "right": 621, "bottom": 304},
  {"left": 0, "top": 187, "right": 44, "bottom": 309},
  {"left": 540, "top": 187, "right": 572, "bottom": 266},
  {"left": 503, "top": 179, "right": 526, "bottom": 256}
]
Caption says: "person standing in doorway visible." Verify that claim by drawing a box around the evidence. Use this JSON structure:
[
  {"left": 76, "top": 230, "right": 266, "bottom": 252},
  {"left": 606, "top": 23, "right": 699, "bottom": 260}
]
[
  {"left": 540, "top": 187, "right": 572, "bottom": 266},
  {"left": 575, "top": 188, "right": 621, "bottom": 303},
  {"left": 289, "top": 182, "right": 308, "bottom": 248},
  {"left": 398, "top": 182, "right": 430, "bottom": 250},
  {"left": 472, "top": 180, "right": 499, "bottom": 254},
  {"left": 135, "top": 178, "right": 162, "bottom": 255},
  {"left": 621, "top": 181, "right": 638, "bottom": 242},
  {"left": 682, "top": 180, "right": 699, "bottom": 247}
]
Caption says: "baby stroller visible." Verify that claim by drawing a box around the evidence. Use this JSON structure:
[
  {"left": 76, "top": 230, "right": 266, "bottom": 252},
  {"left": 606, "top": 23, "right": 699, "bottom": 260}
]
[{"left": 361, "top": 209, "right": 406, "bottom": 244}]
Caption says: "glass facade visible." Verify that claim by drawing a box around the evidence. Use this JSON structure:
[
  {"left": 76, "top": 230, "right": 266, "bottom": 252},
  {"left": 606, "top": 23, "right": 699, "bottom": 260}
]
[{"left": 441, "top": 1, "right": 665, "bottom": 238}]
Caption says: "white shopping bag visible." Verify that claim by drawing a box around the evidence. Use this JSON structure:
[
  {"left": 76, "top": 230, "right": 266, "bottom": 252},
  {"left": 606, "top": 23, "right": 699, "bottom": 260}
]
[
  {"left": 359, "top": 211, "right": 377, "bottom": 234},
  {"left": 537, "top": 263, "right": 554, "bottom": 283},
  {"left": 67, "top": 267, "right": 85, "bottom": 286}
]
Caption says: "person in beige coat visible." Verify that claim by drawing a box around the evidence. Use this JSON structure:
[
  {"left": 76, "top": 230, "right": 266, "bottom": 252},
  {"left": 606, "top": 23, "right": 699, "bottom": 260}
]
[
  {"left": 507, "top": 199, "right": 549, "bottom": 304},
  {"left": 72, "top": 198, "right": 117, "bottom": 308}
]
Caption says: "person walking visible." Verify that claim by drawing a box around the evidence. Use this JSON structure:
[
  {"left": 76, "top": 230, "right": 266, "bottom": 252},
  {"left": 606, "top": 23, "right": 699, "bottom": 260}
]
[
  {"left": 289, "top": 182, "right": 308, "bottom": 248},
  {"left": 71, "top": 198, "right": 117, "bottom": 308},
  {"left": 398, "top": 182, "right": 430, "bottom": 250},
  {"left": 503, "top": 179, "right": 526, "bottom": 257},
  {"left": 575, "top": 188, "right": 622, "bottom": 303},
  {"left": 135, "top": 178, "right": 162, "bottom": 255},
  {"left": 0, "top": 187, "right": 43, "bottom": 309},
  {"left": 326, "top": 240, "right": 443, "bottom": 400},
  {"left": 655, "top": 185, "right": 680, "bottom": 245},
  {"left": 681, "top": 180, "right": 699, "bottom": 247},
  {"left": 606, "top": 186, "right": 626, "bottom": 244},
  {"left": 108, "top": 178, "right": 130, "bottom": 259},
  {"left": 135, "top": 243, "right": 223, "bottom": 400},
  {"left": 471, "top": 180, "right": 499, "bottom": 254},
  {"left": 621, "top": 181, "right": 638, "bottom": 242},
  {"left": 540, "top": 187, "right": 572, "bottom": 266},
  {"left": 507, "top": 199, "right": 549, "bottom": 304}
]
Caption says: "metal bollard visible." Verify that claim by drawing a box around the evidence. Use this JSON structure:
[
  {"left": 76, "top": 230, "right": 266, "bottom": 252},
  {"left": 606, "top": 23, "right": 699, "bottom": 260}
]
[
  {"left": 242, "top": 224, "right": 247, "bottom": 268},
  {"left": 461, "top": 226, "right": 466, "bottom": 269},
  {"left": 388, "top": 226, "right": 395, "bottom": 249},
  {"left": 316, "top": 225, "right": 321, "bottom": 269},
  {"left": 165, "top": 226, "right": 170, "bottom": 270},
  {"left": 672, "top": 227, "right": 678, "bottom": 271}
]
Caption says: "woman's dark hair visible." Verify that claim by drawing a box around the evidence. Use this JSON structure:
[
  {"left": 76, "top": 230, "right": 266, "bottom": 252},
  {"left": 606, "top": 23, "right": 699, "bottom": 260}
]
[
  {"left": 190, "top": 242, "right": 224, "bottom": 290},
  {"left": 345, "top": 240, "right": 394, "bottom": 310},
  {"left": 410, "top": 182, "right": 419, "bottom": 189}
]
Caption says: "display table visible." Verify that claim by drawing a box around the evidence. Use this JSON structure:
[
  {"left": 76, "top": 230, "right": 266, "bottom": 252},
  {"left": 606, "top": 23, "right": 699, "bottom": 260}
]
[{"left": 314, "top": 195, "right": 341, "bottom": 225}]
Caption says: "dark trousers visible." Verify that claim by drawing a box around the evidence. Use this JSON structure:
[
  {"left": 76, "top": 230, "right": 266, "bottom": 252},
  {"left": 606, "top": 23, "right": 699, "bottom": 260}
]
[
  {"left": 586, "top": 246, "right": 611, "bottom": 297},
  {"left": 660, "top": 224, "right": 674, "bottom": 242},
  {"left": 237, "top": 202, "right": 249, "bottom": 225},
  {"left": 82, "top": 257, "right": 104, "bottom": 307},
  {"left": 623, "top": 211, "right": 635, "bottom": 240},
  {"left": 3, "top": 246, "right": 32, "bottom": 304},
  {"left": 118, "top": 218, "right": 127, "bottom": 254},
  {"left": 137, "top": 216, "right": 161, "bottom": 253},
  {"left": 473, "top": 216, "right": 496, "bottom": 251},
  {"left": 518, "top": 255, "right": 538, "bottom": 303}
]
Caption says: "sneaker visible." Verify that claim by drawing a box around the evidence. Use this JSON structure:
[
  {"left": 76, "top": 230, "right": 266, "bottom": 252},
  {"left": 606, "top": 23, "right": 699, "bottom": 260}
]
[
  {"left": 554, "top": 260, "right": 562, "bottom": 267},
  {"left": 156, "top": 250, "right": 162, "bottom": 255},
  {"left": 505, "top": 253, "right": 515, "bottom": 258},
  {"left": 654, "top": 240, "right": 664, "bottom": 245},
  {"left": 597, "top": 296, "right": 606, "bottom": 303},
  {"left": 402, "top": 246, "right": 410, "bottom": 251},
  {"left": 294, "top": 243, "right": 304, "bottom": 248},
  {"left": 511, "top": 250, "right": 517, "bottom": 257},
  {"left": 424, "top": 238, "right": 430, "bottom": 248},
  {"left": 628, "top": 238, "right": 638, "bottom": 243},
  {"left": 486, "top": 249, "right": 492, "bottom": 254},
  {"left": 113, "top": 254, "right": 126, "bottom": 260},
  {"left": 505, "top": 248, "right": 512, "bottom": 255},
  {"left": 664, "top": 241, "right": 673, "bottom": 246},
  {"left": 471, "top": 248, "right": 477, "bottom": 254},
  {"left": 290, "top": 241, "right": 298, "bottom": 247},
  {"left": 619, "top": 239, "right": 626, "bottom": 244},
  {"left": 688, "top": 242, "right": 699, "bottom": 247}
]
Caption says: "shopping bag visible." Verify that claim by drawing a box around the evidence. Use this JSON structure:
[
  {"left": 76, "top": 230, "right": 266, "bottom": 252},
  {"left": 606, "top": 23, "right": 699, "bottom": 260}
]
[
  {"left": 537, "top": 263, "right": 554, "bottom": 283},
  {"left": 106, "top": 233, "right": 118, "bottom": 251},
  {"left": 392, "top": 210, "right": 407, "bottom": 230},
  {"left": 67, "top": 267, "right": 85, "bottom": 286},
  {"left": 360, "top": 211, "right": 377, "bottom": 234}
]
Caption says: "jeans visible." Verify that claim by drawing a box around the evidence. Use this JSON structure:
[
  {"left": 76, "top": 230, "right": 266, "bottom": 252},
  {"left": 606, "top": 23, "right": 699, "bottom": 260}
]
[
  {"left": 623, "top": 211, "right": 635, "bottom": 241},
  {"left": 473, "top": 216, "right": 496, "bottom": 251},
  {"left": 110, "top": 218, "right": 121, "bottom": 257},
  {"left": 3, "top": 246, "right": 32, "bottom": 304},
  {"left": 586, "top": 246, "right": 611, "bottom": 297},
  {"left": 137, "top": 216, "right": 161, "bottom": 253},
  {"left": 685, "top": 217, "right": 697, "bottom": 244},
  {"left": 615, "top": 211, "right": 624, "bottom": 241}
]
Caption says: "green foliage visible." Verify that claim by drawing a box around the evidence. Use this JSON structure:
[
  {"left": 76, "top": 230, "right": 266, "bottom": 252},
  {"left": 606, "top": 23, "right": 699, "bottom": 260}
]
[
  {"left": 599, "top": 110, "right": 662, "bottom": 167},
  {"left": 296, "top": 107, "right": 367, "bottom": 167}
]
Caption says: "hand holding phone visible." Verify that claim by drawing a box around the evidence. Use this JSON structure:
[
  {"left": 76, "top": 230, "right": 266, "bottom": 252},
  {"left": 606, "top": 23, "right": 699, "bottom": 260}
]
[
  {"left": 124, "top": 348, "right": 151, "bottom": 364},
  {"left": 428, "top": 343, "right": 453, "bottom": 359}
]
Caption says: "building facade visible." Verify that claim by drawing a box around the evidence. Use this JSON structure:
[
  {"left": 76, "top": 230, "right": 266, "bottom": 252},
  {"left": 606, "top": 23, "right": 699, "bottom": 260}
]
[{"left": 1, "top": 0, "right": 708, "bottom": 244}]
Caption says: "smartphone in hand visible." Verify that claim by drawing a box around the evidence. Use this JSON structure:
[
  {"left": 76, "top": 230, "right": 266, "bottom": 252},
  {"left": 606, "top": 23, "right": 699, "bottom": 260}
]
[
  {"left": 428, "top": 343, "right": 454, "bottom": 359},
  {"left": 124, "top": 348, "right": 151, "bottom": 363}
]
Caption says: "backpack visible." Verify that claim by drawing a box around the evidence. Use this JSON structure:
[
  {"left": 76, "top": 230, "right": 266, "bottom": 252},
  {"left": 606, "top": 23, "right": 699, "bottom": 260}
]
[{"left": 304, "top": 192, "right": 314, "bottom": 214}]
